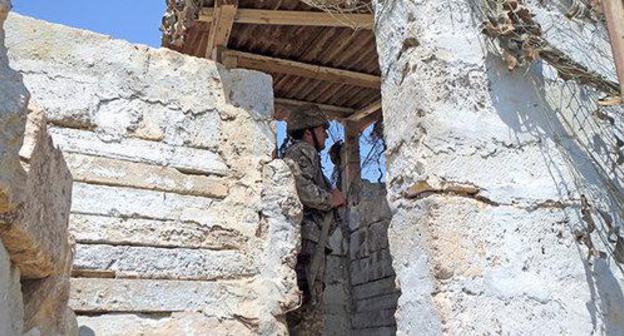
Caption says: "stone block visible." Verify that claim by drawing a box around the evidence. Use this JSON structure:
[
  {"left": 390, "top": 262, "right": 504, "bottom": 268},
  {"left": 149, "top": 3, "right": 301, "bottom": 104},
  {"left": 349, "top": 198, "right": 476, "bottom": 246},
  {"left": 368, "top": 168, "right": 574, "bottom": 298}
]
[
  {"left": 0, "top": 241, "right": 24, "bottom": 336},
  {"left": 222, "top": 69, "right": 274, "bottom": 120},
  {"left": 349, "top": 182, "right": 391, "bottom": 231},
  {"left": 69, "top": 214, "right": 246, "bottom": 250},
  {"left": 0, "top": 0, "right": 28, "bottom": 215},
  {"left": 355, "top": 293, "right": 400, "bottom": 313},
  {"left": 69, "top": 278, "right": 256, "bottom": 314},
  {"left": 22, "top": 276, "right": 71, "bottom": 335},
  {"left": 71, "top": 182, "right": 214, "bottom": 221},
  {"left": 76, "top": 312, "right": 253, "bottom": 336},
  {"left": 353, "top": 277, "right": 399, "bottom": 301},
  {"left": 351, "top": 326, "right": 397, "bottom": 336},
  {"left": 352, "top": 308, "right": 396, "bottom": 329},
  {"left": 351, "top": 249, "right": 396, "bottom": 285},
  {"left": 64, "top": 153, "right": 229, "bottom": 198},
  {"left": 73, "top": 244, "right": 256, "bottom": 280},
  {"left": 350, "top": 220, "right": 390, "bottom": 259},
  {"left": 0, "top": 107, "right": 72, "bottom": 279},
  {"left": 21, "top": 234, "right": 75, "bottom": 336},
  {"left": 49, "top": 127, "right": 228, "bottom": 176}
]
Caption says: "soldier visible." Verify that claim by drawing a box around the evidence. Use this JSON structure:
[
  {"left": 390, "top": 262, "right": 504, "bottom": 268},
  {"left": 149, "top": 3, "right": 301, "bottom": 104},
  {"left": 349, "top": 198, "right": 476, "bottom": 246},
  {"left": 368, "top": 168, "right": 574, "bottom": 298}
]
[{"left": 283, "top": 104, "right": 346, "bottom": 335}]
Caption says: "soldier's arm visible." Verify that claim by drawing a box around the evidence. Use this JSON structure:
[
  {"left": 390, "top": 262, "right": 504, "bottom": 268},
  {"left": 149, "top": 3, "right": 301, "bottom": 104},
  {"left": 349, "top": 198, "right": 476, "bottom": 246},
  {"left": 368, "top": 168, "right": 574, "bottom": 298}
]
[{"left": 288, "top": 150, "right": 333, "bottom": 211}]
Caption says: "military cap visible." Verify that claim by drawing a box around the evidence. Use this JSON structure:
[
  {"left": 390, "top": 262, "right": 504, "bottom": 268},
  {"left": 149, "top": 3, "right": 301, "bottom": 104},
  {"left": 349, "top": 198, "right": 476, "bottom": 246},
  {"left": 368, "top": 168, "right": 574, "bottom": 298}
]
[{"left": 286, "top": 104, "right": 329, "bottom": 133}]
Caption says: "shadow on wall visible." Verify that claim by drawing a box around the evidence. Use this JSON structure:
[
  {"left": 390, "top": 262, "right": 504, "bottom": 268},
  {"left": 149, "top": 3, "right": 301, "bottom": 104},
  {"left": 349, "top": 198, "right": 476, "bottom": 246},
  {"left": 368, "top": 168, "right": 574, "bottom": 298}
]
[{"left": 485, "top": 53, "right": 624, "bottom": 334}]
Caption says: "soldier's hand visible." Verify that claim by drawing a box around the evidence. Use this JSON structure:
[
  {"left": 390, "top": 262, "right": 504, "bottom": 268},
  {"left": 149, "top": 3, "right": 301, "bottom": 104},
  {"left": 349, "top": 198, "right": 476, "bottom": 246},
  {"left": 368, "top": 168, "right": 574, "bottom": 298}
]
[{"left": 330, "top": 189, "right": 346, "bottom": 208}]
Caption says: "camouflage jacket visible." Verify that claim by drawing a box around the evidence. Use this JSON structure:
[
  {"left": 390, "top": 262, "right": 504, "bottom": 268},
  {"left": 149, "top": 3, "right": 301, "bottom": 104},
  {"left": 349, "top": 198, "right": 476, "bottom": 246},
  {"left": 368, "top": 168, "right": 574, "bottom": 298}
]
[{"left": 283, "top": 140, "right": 335, "bottom": 244}]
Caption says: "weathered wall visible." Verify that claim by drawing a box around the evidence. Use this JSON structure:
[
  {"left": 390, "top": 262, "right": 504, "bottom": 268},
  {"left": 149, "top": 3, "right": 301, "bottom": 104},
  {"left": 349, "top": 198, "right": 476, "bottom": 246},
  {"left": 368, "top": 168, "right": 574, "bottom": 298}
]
[
  {"left": 2, "top": 2, "right": 77, "bottom": 335},
  {"left": 348, "top": 182, "right": 398, "bottom": 335},
  {"left": 0, "top": 3, "right": 24, "bottom": 331},
  {"left": 374, "top": 0, "right": 624, "bottom": 335},
  {"left": 6, "top": 13, "right": 302, "bottom": 336}
]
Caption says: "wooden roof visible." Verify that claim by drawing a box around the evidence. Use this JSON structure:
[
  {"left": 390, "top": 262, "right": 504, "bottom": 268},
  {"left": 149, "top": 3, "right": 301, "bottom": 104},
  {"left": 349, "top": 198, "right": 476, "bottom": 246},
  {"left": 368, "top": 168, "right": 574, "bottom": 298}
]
[{"left": 163, "top": 0, "right": 381, "bottom": 127}]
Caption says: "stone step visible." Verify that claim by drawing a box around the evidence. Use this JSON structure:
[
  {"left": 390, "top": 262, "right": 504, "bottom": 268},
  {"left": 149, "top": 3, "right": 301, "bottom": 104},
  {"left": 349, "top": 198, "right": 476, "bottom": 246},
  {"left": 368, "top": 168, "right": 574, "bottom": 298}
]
[
  {"left": 73, "top": 244, "right": 256, "bottom": 281},
  {"left": 69, "top": 278, "right": 256, "bottom": 313},
  {"left": 69, "top": 214, "right": 246, "bottom": 250},
  {"left": 49, "top": 127, "right": 228, "bottom": 176},
  {"left": 64, "top": 153, "right": 228, "bottom": 198}
]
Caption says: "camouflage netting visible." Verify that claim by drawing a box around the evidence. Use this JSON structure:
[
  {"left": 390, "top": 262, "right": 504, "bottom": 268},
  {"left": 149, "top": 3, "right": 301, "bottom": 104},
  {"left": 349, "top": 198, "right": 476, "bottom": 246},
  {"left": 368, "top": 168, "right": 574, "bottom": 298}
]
[
  {"left": 301, "top": 0, "right": 372, "bottom": 12},
  {"left": 476, "top": 0, "right": 621, "bottom": 102},
  {"left": 161, "top": 0, "right": 200, "bottom": 48}
]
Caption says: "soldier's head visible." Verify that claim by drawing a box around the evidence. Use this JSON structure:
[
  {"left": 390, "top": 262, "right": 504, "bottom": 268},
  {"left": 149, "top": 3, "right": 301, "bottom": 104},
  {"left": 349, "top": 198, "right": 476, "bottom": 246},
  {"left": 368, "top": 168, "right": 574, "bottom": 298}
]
[{"left": 287, "top": 104, "right": 330, "bottom": 152}]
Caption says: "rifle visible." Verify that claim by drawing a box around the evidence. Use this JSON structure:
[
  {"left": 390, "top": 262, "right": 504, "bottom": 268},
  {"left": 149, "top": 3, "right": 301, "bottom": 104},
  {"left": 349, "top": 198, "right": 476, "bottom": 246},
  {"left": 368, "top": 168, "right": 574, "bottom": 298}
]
[{"left": 306, "top": 210, "right": 336, "bottom": 306}]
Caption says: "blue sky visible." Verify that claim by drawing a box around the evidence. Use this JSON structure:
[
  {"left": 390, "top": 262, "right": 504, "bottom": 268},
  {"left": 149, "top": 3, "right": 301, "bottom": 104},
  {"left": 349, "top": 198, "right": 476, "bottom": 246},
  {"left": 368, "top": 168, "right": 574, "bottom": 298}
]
[
  {"left": 13, "top": 0, "right": 164, "bottom": 48},
  {"left": 14, "top": 0, "right": 385, "bottom": 183}
]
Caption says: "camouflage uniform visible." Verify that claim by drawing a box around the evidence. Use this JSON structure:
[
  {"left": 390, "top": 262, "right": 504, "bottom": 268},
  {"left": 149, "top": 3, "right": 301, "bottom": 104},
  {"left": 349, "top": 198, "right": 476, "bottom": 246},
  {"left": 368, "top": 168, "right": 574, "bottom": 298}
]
[{"left": 283, "top": 105, "right": 337, "bottom": 336}]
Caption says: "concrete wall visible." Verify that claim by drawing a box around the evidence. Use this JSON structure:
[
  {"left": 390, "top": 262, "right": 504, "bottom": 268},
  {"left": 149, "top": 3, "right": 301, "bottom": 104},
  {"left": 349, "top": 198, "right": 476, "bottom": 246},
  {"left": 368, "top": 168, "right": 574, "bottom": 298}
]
[
  {"left": 349, "top": 182, "right": 398, "bottom": 335},
  {"left": 6, "top": 14, "right": 302, "bottom": 336},
  {"left": 374, "top": 0, "right": 624, "bottom": 335}
]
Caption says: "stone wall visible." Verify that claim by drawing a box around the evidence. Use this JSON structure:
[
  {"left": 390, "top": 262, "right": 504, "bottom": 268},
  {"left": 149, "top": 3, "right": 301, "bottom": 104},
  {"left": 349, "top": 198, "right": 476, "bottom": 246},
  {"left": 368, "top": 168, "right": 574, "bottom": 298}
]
[
  {"left": 6, "top": 13, "right": 302, "bottom": 336},
  {"left": 1, "top": 2, "right": 76, "bottom": 335},
  {"left": 348, "top": 182, "right": 398, "bottom": 335},
  {"left": 374, "top": 0, "right": 624, "bottom": 335}
]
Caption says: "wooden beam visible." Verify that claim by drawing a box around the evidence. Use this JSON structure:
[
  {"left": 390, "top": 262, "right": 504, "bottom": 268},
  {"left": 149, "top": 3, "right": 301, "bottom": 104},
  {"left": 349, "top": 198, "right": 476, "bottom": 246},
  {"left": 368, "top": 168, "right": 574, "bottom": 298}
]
[
  {"left": 342, "top": 121, "right": 362, "bottom": 203},
  {"left": 274, "top": 98, "right": 355, "bottom": 120},
  {"left": 602, "top": 0, "right": 624, "bottom": 97},
  {"left": 222, "top": 49, "right": 381, "bottom": 88},
  {"left": 348, "top": 100, "right": 382, "bottom": 123},
  {"left": 199, "top": 8, "right": 373, "bottom": 29},
  {"left": 205, "top": 0, "right": 239, "bottom": 60},
  {"left": 357, "top": 110, "right": 382, "bottom": 133}
]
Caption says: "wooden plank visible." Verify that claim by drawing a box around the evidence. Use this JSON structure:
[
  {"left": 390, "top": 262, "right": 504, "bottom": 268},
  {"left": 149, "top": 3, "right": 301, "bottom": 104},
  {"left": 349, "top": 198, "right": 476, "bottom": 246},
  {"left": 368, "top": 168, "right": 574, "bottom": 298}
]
[
  {"left": 205, "top": 0, "right": 239, "bottom": 60},
  {"left": 274, "top": 97, "right": 355, "bottom": 120},
  {"left": 343, "top": 120, "right": 361, "bottom": 202},
  {"left": 199, "top": 8, "right": 373, "bottom": 29},
  {"left": 348, "top": 100, "right": 382, "bottom": 123},
  {"left": 357, "top": 110, "right": 383, "bottom": 133},
  {"left": 602, "top": 0, "right": 624, "bottom": 97},
  {"left": 222, "top": 49, "right": 381, "bottom": 88}
]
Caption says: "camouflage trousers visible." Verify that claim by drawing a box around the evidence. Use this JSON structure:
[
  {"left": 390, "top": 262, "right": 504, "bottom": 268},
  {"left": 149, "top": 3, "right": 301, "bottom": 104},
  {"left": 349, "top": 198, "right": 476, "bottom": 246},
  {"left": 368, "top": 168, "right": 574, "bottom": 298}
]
[{"left": 286, "top": 239, "right": 326, "bottom": 336}]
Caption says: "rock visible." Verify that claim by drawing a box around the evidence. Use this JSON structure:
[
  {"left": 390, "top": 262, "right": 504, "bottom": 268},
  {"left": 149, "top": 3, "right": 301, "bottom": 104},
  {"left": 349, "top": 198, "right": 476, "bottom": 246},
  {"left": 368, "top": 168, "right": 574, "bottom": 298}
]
[
  {"left": 0, "top": 106, "right": 73, "bottom": 279},
  {"left": 0, "top": 240, "right": 24, "bottom": 336},
  {"left": 0, "top": 0, "right": 28, "bottom": 214},
  {"left": 22, "top": 242, "right": 74, "bottom": 336}
]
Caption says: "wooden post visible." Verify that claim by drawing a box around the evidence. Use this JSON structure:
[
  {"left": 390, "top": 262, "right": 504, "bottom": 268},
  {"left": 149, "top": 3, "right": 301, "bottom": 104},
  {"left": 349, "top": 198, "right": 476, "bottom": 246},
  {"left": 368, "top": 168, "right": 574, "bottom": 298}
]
[
  {"left": 342, "top": 121, "right": 361, "bottom": 204},
  {"left": 205, "top": 0, "right": 239, "bottom": 60},
  {"left": 602, "top": 0, "right": 624, "bottom": 97}
]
